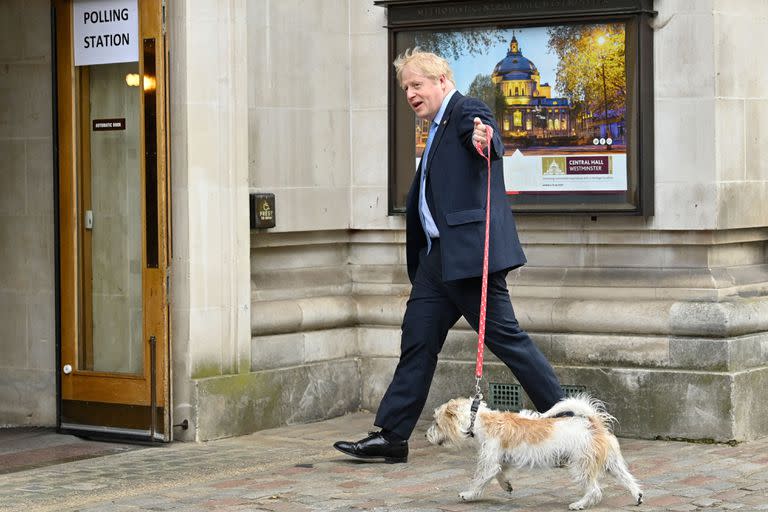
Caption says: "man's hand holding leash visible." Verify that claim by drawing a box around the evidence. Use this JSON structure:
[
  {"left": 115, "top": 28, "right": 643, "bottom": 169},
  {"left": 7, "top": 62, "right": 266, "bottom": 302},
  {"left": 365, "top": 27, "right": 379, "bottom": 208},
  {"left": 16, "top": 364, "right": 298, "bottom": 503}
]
[{"left": 472, "top": 116, "right": 492, "bottom": 153}]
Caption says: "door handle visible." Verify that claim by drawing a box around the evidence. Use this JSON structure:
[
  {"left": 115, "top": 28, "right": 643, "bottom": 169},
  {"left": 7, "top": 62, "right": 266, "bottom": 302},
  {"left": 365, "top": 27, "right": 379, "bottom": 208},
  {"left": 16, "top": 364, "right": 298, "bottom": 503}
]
[{"left": 85, "top": 210, "right": 93, "bottom": 230}]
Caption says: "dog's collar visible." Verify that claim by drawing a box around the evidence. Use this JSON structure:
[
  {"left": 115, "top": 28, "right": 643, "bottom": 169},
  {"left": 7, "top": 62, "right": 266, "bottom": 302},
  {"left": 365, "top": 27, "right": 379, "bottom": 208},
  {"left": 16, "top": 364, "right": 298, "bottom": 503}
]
[{"left": 466, "top": 396, "right": 482, "bottom": 438}]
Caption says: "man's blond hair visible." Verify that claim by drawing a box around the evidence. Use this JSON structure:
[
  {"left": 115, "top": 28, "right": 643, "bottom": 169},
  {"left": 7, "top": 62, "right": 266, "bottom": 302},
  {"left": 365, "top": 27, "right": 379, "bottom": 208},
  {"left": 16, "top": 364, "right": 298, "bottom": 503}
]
[{"left": 394, "top": 48, "right": 455, "bottom": 86}]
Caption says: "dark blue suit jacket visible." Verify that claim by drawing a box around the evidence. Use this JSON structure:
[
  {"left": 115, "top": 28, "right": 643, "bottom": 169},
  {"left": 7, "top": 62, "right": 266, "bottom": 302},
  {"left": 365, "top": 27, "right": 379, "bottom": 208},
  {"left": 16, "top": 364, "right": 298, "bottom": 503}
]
[{"left": 405, "top": 92, "right": 527, "bottom": 283}]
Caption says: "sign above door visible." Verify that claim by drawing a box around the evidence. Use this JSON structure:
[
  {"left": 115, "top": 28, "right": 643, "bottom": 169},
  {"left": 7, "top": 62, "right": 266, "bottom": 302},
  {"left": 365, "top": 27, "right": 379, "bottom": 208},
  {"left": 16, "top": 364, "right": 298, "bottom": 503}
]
[{"left": 73, "top": 0, "right": 138, "bottom": 66}]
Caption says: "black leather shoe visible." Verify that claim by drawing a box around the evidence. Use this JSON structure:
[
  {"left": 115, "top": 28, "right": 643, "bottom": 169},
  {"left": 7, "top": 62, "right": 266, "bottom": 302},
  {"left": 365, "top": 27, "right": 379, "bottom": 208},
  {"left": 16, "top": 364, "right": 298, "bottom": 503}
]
[{"left": 333, "top": 431, "right": 408, "bottom": 463}]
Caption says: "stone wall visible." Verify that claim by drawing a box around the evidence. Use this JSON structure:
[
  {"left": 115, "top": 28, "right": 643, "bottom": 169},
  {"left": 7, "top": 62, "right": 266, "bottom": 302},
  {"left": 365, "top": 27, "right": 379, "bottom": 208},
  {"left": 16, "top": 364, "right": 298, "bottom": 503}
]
[
  {"left": 0, "top": 0, "right": 56, "bottom": 426},
  {"left": 652, "top": 0, "right": 768, "bottom": 230},
  {"left": 231, "top": 0, "right": 768, "bottom": 444},
  {"left": 240, "top": 225, "right": 768, "bottom": 442},
  {"left": 6, "top": 0, "right": 764, "bottom": 438}
]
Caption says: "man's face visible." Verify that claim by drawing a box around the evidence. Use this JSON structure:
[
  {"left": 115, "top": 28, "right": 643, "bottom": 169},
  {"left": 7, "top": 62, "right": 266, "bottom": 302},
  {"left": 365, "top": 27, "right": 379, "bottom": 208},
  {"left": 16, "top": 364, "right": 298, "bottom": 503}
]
[{"left": 400, "top": 65, "right": 448, "bottom": 122}]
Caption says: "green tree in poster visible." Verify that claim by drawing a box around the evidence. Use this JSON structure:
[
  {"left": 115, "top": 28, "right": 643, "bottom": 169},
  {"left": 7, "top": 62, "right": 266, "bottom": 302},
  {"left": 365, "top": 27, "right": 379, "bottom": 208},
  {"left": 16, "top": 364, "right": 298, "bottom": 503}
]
[
  {"left": 547, "top": 24, "right": 626, "bottom": 117},
  {"left": 414, "top": 29, "right": 507, "bottom": 60},
  {"left": 466, "top": 73, "right": 504, "bottom": 113}
]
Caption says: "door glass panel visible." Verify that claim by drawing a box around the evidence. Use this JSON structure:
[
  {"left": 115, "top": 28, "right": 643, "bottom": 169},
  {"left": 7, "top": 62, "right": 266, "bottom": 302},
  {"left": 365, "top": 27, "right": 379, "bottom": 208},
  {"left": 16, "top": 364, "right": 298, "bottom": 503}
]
[{"left": 82, "top": 62, "right": 143, "bottom": 374}]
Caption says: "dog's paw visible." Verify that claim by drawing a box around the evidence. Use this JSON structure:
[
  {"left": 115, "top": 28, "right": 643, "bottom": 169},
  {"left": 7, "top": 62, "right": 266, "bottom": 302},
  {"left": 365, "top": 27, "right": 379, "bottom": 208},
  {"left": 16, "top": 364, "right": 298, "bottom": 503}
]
[
  {"left": 459, "top": 491, "right": 479, "bottom": 501},
  {"left": 636, "top": 492, "right": 643, "bottom": 506},
  {"left": 568, "top": 502, "right": 586, "bottom": 510},
  {"left": 500, "top": 480, "right": 513, "bottom": 493}
]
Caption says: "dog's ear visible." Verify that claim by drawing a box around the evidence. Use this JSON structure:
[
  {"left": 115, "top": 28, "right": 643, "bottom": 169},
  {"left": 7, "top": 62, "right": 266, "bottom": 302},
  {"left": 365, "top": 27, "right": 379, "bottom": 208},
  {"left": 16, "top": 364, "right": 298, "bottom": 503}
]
[{"left": 444, "top": 400, "right": 460, "bottom": 419}]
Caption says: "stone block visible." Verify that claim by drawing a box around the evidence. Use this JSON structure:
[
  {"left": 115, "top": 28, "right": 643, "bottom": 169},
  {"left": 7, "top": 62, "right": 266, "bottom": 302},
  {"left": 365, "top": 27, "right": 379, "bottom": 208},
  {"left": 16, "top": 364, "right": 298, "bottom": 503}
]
[
  {"left": 195, "top": 359, "right": 361, "bottom": 440},
  {"left": 252, "top": 242, "right": 349, "bottom": 271},
  {"left": 669, "top": 334, "right": 768, "bottom": 372},
  {"left": 350, "top": 109, "right": 389, "bottom": 187},
  {"left": 304, "top": 328, "right": 357, "bottom": 362},
  {"left": 717, "top": 182, "right": 768, "bottom": 229},
  {"left": 550, "top": 333, "right": 670, "bottom": 369},
  {"left": 359, "top": 357, "right": 397, "bottom": 413},
  {"left": 249, "top": 108, "right": 351, "bottom": 190},
  {"left": 651, "top": 182, "right": 718, "bottom": 230},
  {"left": 251, "top": 267, "right": 350, "bottom": 300},
  {"left": 732, "top": 367, "right": 768, "bottom": 440},
  {"left": 349, "top": 241, "right": 403, "bottom": 267},
  {"left": 25, "top": 139, "right": 54, "bottom": 216},
  {"left": 251, "top": 332, "right": 305, "bottom": 370},
  {"left": 246, "top": 26, "right": 348, "bottom": 110},
  {"left": 559, "top": 367, "right": 737, "bottom": 441},
  {"left": 251, "top": 297, "right": 355, "bottom": 336},
  {"left": 349, "top": 263, "right": 407, "bottom": 286},
  {"left": 0, "top": 62, "right": 52, "bottom": 139},
  {"left": 654, "top": 98, "right": 716, "bottom": 186},
  {"left": 254, "top": 186, "right": 350, "bottom": 233},
  {"left": 356, "top": 295, "right": 407, "bottom": 326},
  {"left": 189, "top": 308, "right": 226, "bottom": 378},
  {"left": 0, "top": 141, "right": 26, "bottom": 215},
  {"left": 350, "top": 34, "right": 387, "bottom": 110},
  {"left": 351, "top": 187, "right": 398, "bottom": 231},
  {"left": 715, "top": 99, "right": 746, "bottom": 183},
  {"left": 709, "top": 244, "right": 766, "bottom": 268},
  {"left": 745, "top": 99, "right": 768, "bottom": 182},
  {"left": 0, "top": 301, "right": 27, "bottom": 368},
  {"left": 654, "top": 11, "right": 715, "bottom": 100},
  {"left": 350, "top": 0, "right": 388, "bottom": 35},
  {"left": 357, "top": 326, "right": 400, "bottom": 358},
  {"left": 715, "top": 10, "right": 767, "bottom": 98},
  {"left": 0, "top": 368, "right": 55, "bottom": 426},
  {"left": 0, "top": 216, "right": 54, "bottom": 293},
  {"left": 26, "top": 291, "right": 54, "bottom": 371}
]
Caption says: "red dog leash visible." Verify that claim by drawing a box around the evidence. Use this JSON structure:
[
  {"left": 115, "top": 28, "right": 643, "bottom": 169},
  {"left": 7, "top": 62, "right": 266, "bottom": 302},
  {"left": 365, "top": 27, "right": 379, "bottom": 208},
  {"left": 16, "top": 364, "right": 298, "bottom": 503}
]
[
  {"left": 466, "top": 124, "right": 493, "bottom": 436},
  {"left": 473, "top": 125, "right": 493, "bottom": 396}
]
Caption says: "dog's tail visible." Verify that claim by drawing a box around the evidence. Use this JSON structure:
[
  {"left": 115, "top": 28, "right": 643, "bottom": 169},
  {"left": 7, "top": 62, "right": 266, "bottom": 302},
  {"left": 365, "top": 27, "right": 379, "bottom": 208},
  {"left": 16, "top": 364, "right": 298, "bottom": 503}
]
[{"left": 541, "top": 394, "right": 616, "bottom": 428}]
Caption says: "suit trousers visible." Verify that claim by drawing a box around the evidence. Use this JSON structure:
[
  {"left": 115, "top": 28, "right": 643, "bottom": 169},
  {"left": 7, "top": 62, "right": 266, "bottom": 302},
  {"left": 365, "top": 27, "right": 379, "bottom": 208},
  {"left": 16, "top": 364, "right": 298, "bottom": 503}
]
[{"left": 374, "top": 239, "right": 564, "bottom": 440}]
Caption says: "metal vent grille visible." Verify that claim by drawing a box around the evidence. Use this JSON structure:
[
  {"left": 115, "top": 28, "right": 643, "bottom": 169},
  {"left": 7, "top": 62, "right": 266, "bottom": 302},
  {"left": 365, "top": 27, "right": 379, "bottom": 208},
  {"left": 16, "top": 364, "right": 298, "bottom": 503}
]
[
  {"left": 561, "top": 384, "right": 587, "bottom": 397},
  {"left": 487, "top": 382, "right": 522, "bottom": 411}
]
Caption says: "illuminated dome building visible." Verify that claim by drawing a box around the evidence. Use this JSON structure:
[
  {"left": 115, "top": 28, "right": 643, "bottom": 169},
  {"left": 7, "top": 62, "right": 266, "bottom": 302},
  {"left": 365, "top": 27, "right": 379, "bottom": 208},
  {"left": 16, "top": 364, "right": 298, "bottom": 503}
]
[{"left": 491, "top": 35, "right": 573, "bottom": 145}]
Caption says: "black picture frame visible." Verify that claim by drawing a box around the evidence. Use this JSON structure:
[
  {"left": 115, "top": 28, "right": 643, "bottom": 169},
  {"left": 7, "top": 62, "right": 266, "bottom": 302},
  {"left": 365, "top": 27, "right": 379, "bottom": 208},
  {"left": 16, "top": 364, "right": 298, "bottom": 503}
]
[{"left": 375, "top": 0, "right": 656, "bottom": 216}]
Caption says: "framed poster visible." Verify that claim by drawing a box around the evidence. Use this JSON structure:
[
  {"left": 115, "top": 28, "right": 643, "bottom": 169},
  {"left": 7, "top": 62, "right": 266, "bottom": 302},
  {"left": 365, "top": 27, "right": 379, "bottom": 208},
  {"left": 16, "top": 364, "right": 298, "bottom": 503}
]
[{"left": 377, "top": 0, "right": 655, "bottom": 216}]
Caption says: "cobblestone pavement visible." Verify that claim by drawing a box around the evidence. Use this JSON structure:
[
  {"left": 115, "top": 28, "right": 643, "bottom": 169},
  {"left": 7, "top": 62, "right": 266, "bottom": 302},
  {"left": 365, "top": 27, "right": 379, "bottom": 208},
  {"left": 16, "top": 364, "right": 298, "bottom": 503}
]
[{"left": 1, "top": 412, "right": 767, "bottom": 512}]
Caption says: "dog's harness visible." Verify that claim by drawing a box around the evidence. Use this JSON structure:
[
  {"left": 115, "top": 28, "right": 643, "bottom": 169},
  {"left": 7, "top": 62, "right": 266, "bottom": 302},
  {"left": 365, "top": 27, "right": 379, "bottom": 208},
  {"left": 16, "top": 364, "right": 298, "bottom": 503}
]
[{"left": 466, "top": 396, "right": 482, "bottom": 438}]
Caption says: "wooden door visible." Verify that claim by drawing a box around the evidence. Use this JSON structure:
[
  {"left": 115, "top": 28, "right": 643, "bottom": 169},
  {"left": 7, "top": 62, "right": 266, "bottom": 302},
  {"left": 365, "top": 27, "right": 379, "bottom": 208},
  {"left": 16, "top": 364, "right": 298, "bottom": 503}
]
[{"left": 55, "top": 0, "right": 170, "bottom": 441}]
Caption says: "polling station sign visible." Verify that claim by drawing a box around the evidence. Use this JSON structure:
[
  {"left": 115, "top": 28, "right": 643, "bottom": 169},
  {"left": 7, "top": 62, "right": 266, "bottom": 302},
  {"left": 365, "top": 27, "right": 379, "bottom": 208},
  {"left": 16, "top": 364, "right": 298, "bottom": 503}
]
[{"left": 74, "top": 0, "right": 138, "bottom": 66}]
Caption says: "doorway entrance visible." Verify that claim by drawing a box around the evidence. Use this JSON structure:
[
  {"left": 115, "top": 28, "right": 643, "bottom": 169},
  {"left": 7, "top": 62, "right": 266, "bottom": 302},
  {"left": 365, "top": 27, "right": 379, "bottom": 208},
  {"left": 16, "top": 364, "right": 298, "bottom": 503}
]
[{"left": 54, "top": 0, "right": 170, "bottom": 441}]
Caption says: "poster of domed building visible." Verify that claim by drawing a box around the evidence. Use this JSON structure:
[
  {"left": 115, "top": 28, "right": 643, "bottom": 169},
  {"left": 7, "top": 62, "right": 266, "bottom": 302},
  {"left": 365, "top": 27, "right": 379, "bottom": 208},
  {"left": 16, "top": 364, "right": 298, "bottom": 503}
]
[{"left": 413, "top": 23, "right": 628, "bottom": 194}]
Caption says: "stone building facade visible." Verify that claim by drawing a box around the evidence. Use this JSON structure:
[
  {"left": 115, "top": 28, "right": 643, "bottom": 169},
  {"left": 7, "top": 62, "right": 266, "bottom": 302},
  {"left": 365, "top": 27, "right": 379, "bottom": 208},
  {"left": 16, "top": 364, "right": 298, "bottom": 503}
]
[{"left": 1, "top": 0, "right": 767, "bottom": 443}]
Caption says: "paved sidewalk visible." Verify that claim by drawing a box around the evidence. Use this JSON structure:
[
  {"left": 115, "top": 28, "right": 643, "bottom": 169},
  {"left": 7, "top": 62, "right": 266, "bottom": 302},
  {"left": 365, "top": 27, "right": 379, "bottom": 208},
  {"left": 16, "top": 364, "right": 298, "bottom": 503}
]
[
  {"left": 0, "top": 427, "right": 140, "bottom": 474},
  {"left": 1, "top": 412, "right": 767, "bottom": 512}
]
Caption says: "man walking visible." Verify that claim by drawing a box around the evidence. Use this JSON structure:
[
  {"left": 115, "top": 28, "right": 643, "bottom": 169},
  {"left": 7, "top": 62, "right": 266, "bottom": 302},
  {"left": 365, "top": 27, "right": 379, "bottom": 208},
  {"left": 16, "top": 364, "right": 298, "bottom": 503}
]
[{"left": 334, "top": 49, "right": 564, "bottom": 463}]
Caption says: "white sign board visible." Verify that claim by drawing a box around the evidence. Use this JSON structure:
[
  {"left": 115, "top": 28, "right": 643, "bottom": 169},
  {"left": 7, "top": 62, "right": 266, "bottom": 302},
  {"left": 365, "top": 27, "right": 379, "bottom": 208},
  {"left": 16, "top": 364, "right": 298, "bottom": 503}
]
[
  {"left": 503, "top": 151, "right": 628, "bottom": 192},
  {"left": 73, "top": 0, "right": 138, "bottom": 66}
]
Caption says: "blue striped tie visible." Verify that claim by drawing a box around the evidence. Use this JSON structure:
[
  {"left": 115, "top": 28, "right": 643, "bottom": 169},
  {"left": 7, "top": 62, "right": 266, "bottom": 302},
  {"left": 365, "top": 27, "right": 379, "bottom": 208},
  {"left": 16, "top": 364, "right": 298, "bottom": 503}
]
[{"left": 419, "top": 121, "right": 438, "bottom": 253}]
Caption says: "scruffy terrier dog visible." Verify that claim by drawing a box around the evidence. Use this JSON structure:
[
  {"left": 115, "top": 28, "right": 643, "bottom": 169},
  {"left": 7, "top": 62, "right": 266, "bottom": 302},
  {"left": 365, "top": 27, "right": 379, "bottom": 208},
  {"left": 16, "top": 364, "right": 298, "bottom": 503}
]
[{"left": 426, "top": 395, "right": 643, "bottom": 510}]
